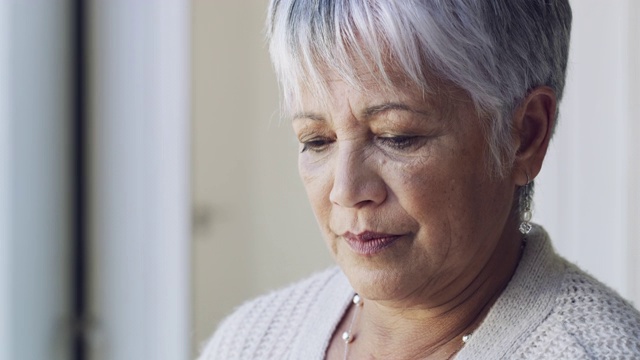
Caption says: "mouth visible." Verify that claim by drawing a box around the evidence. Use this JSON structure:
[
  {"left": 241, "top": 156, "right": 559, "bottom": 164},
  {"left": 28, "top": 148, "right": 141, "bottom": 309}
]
[{"left": 342, "top": 231, "right": 403, "bottom": 256}]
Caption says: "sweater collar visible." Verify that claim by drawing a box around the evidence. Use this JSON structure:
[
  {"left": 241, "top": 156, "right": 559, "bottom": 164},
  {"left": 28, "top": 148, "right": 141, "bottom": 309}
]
[
  {"left": 455, "top": 224, "right": 565, "bottom": 359},
  {"left": 288, "top": 267, "right": 353, "bottom": 360}
]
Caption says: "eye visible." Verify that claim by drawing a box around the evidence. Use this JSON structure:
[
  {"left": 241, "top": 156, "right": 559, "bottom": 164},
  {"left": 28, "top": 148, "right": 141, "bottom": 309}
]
[
  {"left": 376, "top": 135, "right": 423, "bottom": 151},
  {"left": 300, "top": 138, "right": 333, "bottom": 153}
]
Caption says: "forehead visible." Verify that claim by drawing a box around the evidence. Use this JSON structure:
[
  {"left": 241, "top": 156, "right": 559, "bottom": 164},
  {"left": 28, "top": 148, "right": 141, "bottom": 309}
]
[{"left": 289, "top": 65, "right": 470, "bottom": 118}]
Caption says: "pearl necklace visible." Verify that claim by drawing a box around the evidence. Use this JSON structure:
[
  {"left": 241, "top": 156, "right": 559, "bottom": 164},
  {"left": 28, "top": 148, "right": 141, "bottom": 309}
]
[{"left": 341, "top": 294, "right": 472, "bottom": 360}]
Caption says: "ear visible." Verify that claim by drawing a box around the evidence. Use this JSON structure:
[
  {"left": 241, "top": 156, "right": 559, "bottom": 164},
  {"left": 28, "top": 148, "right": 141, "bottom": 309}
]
[{"left": 511, "top": 86, "right": 557, "bottom": 186}]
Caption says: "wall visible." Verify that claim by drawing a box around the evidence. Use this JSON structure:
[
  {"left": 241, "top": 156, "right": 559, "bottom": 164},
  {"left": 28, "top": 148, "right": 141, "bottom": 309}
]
[{"left": 535, "top": 0, "right": 640, "bottom": 307}]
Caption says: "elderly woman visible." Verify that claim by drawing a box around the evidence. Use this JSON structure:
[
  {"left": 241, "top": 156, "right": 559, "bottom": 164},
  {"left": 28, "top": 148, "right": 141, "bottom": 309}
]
[{"left": 199, "top": 1, "right": 640, "bottom": 359}]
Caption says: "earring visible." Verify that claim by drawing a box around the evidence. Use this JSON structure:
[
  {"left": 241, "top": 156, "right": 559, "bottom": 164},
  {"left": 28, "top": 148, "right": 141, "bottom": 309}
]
[{"left": 519, "top": 173, "right": 534, "bottom": 235}]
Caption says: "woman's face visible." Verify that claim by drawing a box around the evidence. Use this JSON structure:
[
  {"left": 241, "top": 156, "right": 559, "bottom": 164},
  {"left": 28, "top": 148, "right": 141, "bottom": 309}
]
[{"left": 292, "top": 74, "right": 518, "bottom": 306}]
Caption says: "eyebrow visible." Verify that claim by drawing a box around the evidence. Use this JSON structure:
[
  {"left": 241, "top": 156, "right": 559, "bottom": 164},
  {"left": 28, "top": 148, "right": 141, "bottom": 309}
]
[{"left": 361, "top": 102, "right": 431, "bottom": 118}]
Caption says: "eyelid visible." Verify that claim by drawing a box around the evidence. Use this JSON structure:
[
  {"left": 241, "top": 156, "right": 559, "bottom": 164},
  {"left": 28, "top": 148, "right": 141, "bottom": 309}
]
[
  {"left": 300, "top": 137, "right": 334, "bottom": 153},
  {"left": 376, "top": 134, "right": 425, "bottom": 151},
  {"left": 378, "top": 133, "right": 417, "bottom": 138}
]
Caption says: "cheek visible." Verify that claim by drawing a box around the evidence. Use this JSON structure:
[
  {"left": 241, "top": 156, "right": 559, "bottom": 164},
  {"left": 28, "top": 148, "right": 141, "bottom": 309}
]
[
  {"left": 394, "top": 144, "right": 488, "bottom": 231},
  {"left": 396, "top": 170, "right": 451, "bottom": 225},
  {"left": 298, "top": 157, "right": 340, "bottom": 256},
  {"left": 298, "top": 156, "right": 332, "bottom": 218},
  {"left": 298, "top": 155, "right": 325, "bottom": 193}
]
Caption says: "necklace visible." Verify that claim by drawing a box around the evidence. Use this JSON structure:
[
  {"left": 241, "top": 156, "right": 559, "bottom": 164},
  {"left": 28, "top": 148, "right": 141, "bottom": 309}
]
[
  {"left": 341, "top": 294, "right": 362, "bottom": 359},
  {"left": 341, "top": 294, "right": 472, "bottom": 360}
]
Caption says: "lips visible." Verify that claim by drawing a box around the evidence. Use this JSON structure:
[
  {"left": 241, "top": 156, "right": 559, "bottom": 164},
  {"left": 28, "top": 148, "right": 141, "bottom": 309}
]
[{"left": 342, "top": 231, "right": 403, "bottom": 255}]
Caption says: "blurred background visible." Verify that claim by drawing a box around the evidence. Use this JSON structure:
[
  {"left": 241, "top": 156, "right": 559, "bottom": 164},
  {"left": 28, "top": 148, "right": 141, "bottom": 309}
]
[{"left": 0, "top": 0, "right": 638, "bottom": 359}]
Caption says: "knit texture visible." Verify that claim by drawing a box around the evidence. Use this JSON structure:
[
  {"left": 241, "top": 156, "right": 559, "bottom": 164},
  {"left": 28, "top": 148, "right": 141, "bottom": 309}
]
[{"left": 198, "top": 226, "right": 640, "bottom": 359}]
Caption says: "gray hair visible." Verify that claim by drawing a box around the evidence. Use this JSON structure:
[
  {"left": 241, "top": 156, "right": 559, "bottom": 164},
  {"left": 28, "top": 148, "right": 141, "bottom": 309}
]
[{"left": 266, "top": 0, "right": 572, "bottom": 177}]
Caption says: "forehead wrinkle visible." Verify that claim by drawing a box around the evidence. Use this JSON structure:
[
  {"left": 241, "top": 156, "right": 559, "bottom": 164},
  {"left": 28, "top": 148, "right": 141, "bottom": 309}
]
[
  {"left": 291, "top": 78, "right": 446, "bottom": 125},
  {"left": 291, "top": 100, "right": 438, "bottom": 125}
]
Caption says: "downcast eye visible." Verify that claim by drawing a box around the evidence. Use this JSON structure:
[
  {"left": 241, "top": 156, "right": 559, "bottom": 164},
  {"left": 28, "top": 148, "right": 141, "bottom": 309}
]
[
  {"left": 301, "top": 138, "right": 332, "bottom": 153},
  {"left": 377, "top": 135, "right": 422, "bottom": 150}
]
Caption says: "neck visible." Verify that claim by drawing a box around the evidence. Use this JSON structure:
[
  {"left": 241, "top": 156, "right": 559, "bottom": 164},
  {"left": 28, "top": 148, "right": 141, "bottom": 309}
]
[{"left": 349, "top": 224, "right": 524, "bottom": 359}]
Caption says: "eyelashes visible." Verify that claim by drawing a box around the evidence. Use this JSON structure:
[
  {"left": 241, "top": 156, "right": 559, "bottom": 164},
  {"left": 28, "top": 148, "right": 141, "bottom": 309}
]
[
  {"left": 300, "top": 135, "right": 426, "bottom": 154},
  {"left": 300, "top": 138, "right": 332, "bottom": 153},
  {"left": 376, "top": 135, "right": 423, "bottom": 151}
]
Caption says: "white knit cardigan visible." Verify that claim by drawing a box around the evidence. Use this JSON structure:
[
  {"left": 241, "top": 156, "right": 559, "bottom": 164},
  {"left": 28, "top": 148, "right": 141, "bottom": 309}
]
[{"left": 198, "top": 226, "right": 640, "bottom": 359}]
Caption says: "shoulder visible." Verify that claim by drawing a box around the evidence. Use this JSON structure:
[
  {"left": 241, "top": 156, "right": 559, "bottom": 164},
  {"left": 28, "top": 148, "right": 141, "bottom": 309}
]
[
  {"left": 552, "top": 262, "right": 640, "bottom": 357},
  {"left": 197, "top": 266, "right": 344, "bottom": 360},
  {"left": 505, "top": 256, "right": 640, "bottom": 359},
  {"left": 483, "top": 226, "right": 640, "bottom": 359}
]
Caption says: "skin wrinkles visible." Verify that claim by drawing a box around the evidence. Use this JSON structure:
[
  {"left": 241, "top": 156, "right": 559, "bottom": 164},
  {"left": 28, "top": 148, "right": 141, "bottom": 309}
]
[
  {"left": 293, "top": 101, "right": 437, "bottom": 123},
  {"left": 294, "top": 104, "right": 445, "bottom": 167}
]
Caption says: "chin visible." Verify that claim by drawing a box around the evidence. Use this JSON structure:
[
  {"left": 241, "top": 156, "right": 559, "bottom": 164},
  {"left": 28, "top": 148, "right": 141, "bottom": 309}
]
[{"left": 338, "top": 255, "right": 424, "bottom": 302}]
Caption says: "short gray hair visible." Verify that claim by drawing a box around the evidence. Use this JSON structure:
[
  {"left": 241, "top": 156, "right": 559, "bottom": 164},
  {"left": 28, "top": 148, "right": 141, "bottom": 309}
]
[{"left": 266, "top": 0, "right": 572, "bottom": 177}]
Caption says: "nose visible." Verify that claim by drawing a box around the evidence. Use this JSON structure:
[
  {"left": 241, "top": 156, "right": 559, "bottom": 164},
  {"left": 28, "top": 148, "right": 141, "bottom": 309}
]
[{"left": 329, "top": 144, "right": 387, "bottom": 208}]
